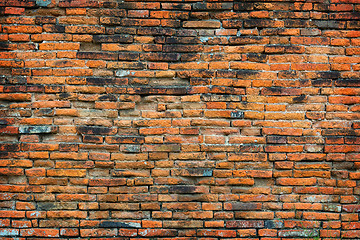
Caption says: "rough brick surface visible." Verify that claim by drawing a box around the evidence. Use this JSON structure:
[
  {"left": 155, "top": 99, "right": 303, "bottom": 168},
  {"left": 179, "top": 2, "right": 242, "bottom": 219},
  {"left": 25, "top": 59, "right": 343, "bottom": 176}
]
[{"left": 0, "top": 0, "right": 360, "bottom": 239}]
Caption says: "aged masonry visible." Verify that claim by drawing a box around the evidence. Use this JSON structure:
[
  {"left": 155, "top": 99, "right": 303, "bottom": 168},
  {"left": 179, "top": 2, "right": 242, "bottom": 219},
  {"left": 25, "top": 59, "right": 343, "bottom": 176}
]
[{"left": 0, "top": 0, "right": 360, "bottom": 239}]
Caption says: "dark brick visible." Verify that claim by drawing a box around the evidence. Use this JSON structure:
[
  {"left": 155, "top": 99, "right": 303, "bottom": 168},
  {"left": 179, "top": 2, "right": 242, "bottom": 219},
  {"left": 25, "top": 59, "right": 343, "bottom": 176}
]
[
  {"left": 226, "top": 221, "right": 264, "bottom": 228},
  {"left": 229, "top": 36, "right": 268, "bottom": 45},
  {"left": 267, "top": 136, "right": 287, "bottom": 144},
  {"left": 265, "top": 220, "right": 284, "bottom": 229},
  {"left": 312, "top": 79, "right": 333, "bottom": 87},
  {"left": 86, "top": 77, "right": 127, "bottom": 86},
  {"left": 99, "top": 221, "right": 140, "bottom": 228},
  {"left": 234, "top": 2, "right": 254, "bottom": 11},
  {"left": 137, "top": 27, "right": 176, "bottom": 36},
  {"left": 77, "top": 126, "right": 117, "bottom": 135},
  {"left": 227, "top": 203, "right": 262, "bottom": 210},
  {"left": 165, "top": 37, "right": 201, "bottom": 44},
  {"left": 0, "top": 143, "right": 20, "bottom": 152},
  {"left": 35, "top": 16, "right": 56, "bottom": 25},
  {"left": 335, "top": 79, "right": 360, "bottom": 87},
  {"left": 169, "top": 186, "right": 197, "bottom": 194},
  {"left": 106, "top": 136, "right": 144, "bottom": 144},
  {"left": 0, "top": 42, "right": 11, "bottom": 51},
  {"left": 43, "top": 24, "right": 65, "bottom": 33},
  {"left": 292, "top": 95, "right": 307, "bottom": 103},
  {"left": 77, "top": 52, "right": 118, "bottom": 61},
  {"left": 141, "top": 53, "right": 180, "bottom": 62},
  {"left": 93, "top": 35, "right": 133, "bottom": 43}
]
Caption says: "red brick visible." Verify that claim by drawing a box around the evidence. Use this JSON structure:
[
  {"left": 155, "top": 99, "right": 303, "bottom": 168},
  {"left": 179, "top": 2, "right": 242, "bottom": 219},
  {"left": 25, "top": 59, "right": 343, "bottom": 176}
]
[
  {"left": 20, "top": 229, "right": 59, "bottom": 237},
  {"left": 47, "top": 211, "right": 87, "bottom": 219},
  {"left": 277, "top": 178, "right": 317, "bottom": 186},
  {"left": 0, "top": 211, "right": 25, "bottom": 218},
  {"left": 39, "top": 43, "right": 80, "bottom": 50},
  {"left": 65, "top": 26, "right": 105, "bottom": 34},
  {"left": 183, "top": 21, "right": 221, "bottom": 28},
  {"left": 197, "top": 229, "right": 236, "bottom": 237},
  {"left": 3, "top": 25, "right": 42, "bottom": 34},
  {"left": 58, "top": 228, "right": 78, "bottom": 236},
  {"left": 47, "top": 169, "right": 86, "bottom": 177},
  {"left": 138, "top": 229, "right": 177, "bottom": 237},
  {"left": 303, "top": 212, "right": 340, "bottom": 220},
  {"left": 80, "top": 229, "right": 117, "bottom": 237},
  {"left": 11, "top": 220, "right": 31, "bottom": 228}
]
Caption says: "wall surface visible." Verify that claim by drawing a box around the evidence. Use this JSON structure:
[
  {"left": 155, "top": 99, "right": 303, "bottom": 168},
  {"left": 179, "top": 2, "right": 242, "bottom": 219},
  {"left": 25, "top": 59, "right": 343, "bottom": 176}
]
[{"left": 0, "top": 0, "right": 360, "bottom": 239}]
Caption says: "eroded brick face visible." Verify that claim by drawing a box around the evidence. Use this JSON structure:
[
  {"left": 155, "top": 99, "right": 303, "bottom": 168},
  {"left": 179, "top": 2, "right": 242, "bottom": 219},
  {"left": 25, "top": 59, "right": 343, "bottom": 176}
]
[{"left": 0, "top": 0, "right": 360, "bottom": 239}]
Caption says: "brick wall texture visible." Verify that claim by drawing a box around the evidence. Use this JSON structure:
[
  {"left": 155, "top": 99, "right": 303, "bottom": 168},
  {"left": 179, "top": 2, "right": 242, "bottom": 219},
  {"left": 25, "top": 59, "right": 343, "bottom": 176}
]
[{"left": 0, "top": 0, "right": 360, "bottom": 239}]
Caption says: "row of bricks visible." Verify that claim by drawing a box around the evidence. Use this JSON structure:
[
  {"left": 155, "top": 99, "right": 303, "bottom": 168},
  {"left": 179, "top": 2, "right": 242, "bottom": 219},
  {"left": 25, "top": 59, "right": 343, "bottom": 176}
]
[
  {"left": 1, "top": 76, "right": 357, "bottom": 85},
  {"left": 0, "top": 117, "right": 358, "bottom": 127},
  {"left": 1, "top": 193, "right": 359, "bottom": 206},
  {"left": 1, "top": 19, "right": 360, "bottom": 37},
  {"left": 1, "top": 13, "right": 360, "bottom": 26},
  {"left": 3, "top": 111, "right": 360, "bottom": 122},
  {"left": 2, "top": 41, "right": 360, "bottom": 54},
  {"left": 1, "top": 156, "right": 357, "bottom": 169},
  {"left": 2, "top": 81, "right": 360, "bottom": 91},
  {"left": 1, "top": 141, "right": 360, "bottom": 151},
  {"left": 1, "top": 165, "right": 360, "bottom": 178},
  {"left": 2, "top": 79, "right": 360, "bottom": 91},
  {"left": 3, "top": 200, "right": 360, "bottom": 211},
  {"left": 1, "top": 93, "right": 360, "bottom": 103},
  {"left": 2, "top": 111, "right": 360, "bottom": 122},
  {"left": 2, "top": 0, "right": 359, "bottom": 9},
  {"left": 1, "top": 36, "right": 360, "bottom": 50},
  {"left": 2, "top": 123, "right": 360, "bottom": 134},
  {"left": 2, "top": 55, "right": 360, "bottom": 66},
  {"left": 0, "top": 179, "right": 359, "bottom": 192},
  {"left": 0, "top": 227, "right": 358, "bottom": 238},
  {"left": 4, "top": 135, "right": 360, "bottom": 144},
  {"left": 0, "top": 152, "right": 358, "bottom": 164},
  {"left": 0, "top": 179, "right": 358, "bottom": 192},
  {"left": 2, "top": 62, "right": 360, "bottom": 73},
  {"left": 1, "top": 0, "right": 359, "bottom": 10},
  {"left": 1, "top": 142, "right": 360, "bottom": 152},
  {"left": 2, "top": 93, "right": 360, "bottom": 104},
  {"left": 0, "top": 209, "right": 358, "bottom": 220},
  {"left": 2, "top": 152, "right": 359, "bottom": 165},
  {"left": 1, "top": 17, "right": 360, "bottom": 33},
  {"left": 2, "top": 103, "right": 358, "bottom": 114},
  {"left": 4, "top": 9, "right": 359, "bottom": 22}
]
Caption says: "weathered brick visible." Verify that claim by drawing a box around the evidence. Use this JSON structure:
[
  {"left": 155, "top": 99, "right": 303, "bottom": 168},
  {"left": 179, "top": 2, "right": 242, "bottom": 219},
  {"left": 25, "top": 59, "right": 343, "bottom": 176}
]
[
  {"left": 226, "top": 220, "right": 264, "bottom": 228},
  {"left": 20, "top": 228, "right": 59, "bottom": 237},
  {"left": 19, "top": 126, "right": 57, "bottom": 134},
  {"left": 138, "top": 229, "right": 177, "bottom": 237},
  {"left": 80, "top": 229, "right": 117, "bottom": 237},
  {"left": 0, "top": 211, "right": 25, "bottom": 218},
  {"left": 183, "top": 21, "right": 221, "bottom": 28}
]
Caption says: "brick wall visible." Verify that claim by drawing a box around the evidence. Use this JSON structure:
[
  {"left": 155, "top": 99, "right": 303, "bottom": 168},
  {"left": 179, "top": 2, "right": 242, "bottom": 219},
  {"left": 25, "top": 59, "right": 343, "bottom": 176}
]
[{"left": 1, "top": 0, "right": 360, "bottom": 239}]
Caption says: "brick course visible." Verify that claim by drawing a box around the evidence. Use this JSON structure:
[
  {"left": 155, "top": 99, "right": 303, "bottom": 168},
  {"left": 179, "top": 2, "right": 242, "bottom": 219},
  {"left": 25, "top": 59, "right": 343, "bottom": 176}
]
[{"left": 0, "top": 0, "right": 360, "bottom": 239}]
